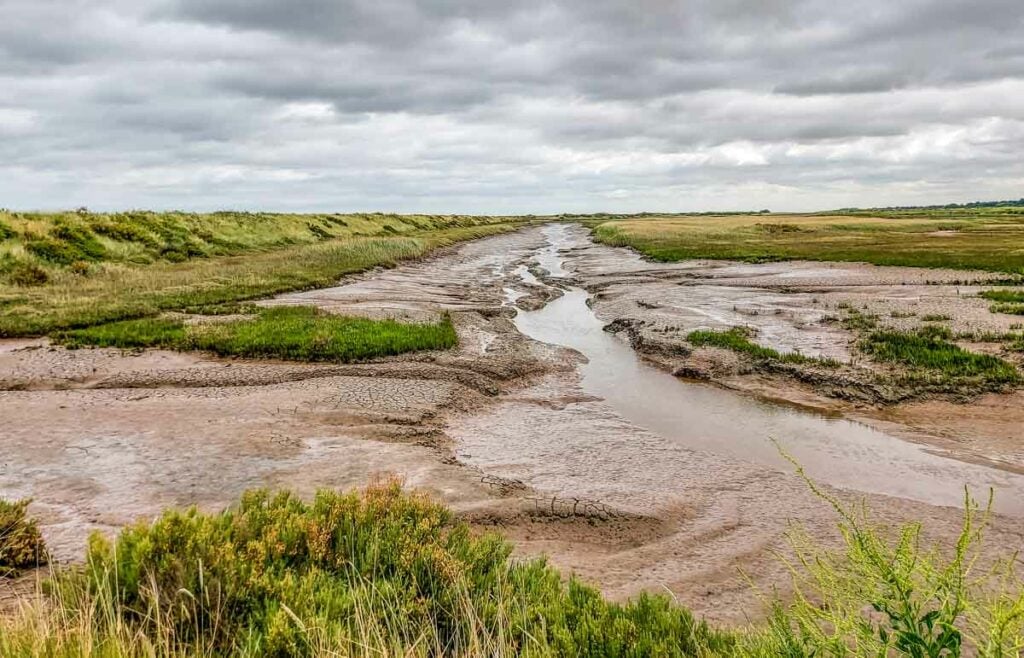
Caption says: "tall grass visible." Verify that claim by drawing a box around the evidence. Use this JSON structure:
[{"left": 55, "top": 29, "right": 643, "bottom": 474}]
[
  {"left": 56, "top": 307, "right": 458, "bottom": 362},
  {"left": 752, "top": 453, "right": 1024, "bottom": 657},
  {"left": 0, "top": 482, "right": 731, "bottom": 657},
  {"left": 1, "top": 481, "right": 1022, "bottom": 657}
]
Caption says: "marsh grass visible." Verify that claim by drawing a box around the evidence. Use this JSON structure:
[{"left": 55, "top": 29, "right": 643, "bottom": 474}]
[
  {"left": 0, "top": 482, "right": 732, "bottom": 658},
  {"left": 2, "top": 481, "right": 1023, "bottom": 657},
  {"left": 56, "top": 307, "right": 458, "bottom": 362},
  {"left": 686, "top": 327, "right": 838, "bottom": 367},
  {"left": 0, "top": 222, "right": 522, "bottom": 337},
  {"left": 593, "top": 211, "right": 1024, "bottom": 274},
  {"left": 979, "top": 290, "right": 1024, "bottom": 316},
  {"left": 860, "top": 329, "right": 1020, "bottom": 387}
]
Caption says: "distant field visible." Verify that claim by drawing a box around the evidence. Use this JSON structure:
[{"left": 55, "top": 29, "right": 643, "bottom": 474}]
[
  {"left": 0, "top": 211, "right": 528, "bottom": 336},
  {"left": 591, "top": 207, "right": 1024, "bottom": 274}
]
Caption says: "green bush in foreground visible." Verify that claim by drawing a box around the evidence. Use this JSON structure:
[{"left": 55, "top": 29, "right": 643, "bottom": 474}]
[
  {"left": 0, "top": 499, "right": 47, "bottom": 576},
  {"left": 15, "top": 482, "right": 729, "bottom": 657},
  {"left": 1, "top": 481, "right": 1023, "bottom": 657},
  {"left": 55, "top": 306, "right": 458, "bottom": 362}
]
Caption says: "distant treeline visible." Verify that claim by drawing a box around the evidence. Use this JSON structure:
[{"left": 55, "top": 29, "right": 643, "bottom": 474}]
[{"left": 836, "top": 198, "right": 1024, "bottom": 212}]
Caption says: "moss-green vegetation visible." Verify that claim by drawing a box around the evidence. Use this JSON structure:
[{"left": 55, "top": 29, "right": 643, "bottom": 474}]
[
  {"left": 860, "top": 329, "right": 1019, "bottom": 388},
  {"left": 57, "top": 317, "right": 188, "bottom": 350},
  {"left": 686, "top": 327, "right": 837, "bottom": 366},
  {"left": 0, "top": 210, "right": 517, "bottom": 275},
  {"left": 3, "top": 482, "right": 733, "bottom": 657},
  {"left": 592, "top": 209, "right": 1024, "bottom": 274},
  {"left": 0, "top": 499, "right": 47, "bottom": 576},
  {"left": 56, "top": 307, "right": 457, "bottom": 362},
  {"left": 2, "top": 483, "right": 1022, "bottom": 657},
  {"left": 0, "top": 212, "right": 526, "bottom": 337},
  {"left": 980, "top": 289, "right": 1024, "bottom": 315}
]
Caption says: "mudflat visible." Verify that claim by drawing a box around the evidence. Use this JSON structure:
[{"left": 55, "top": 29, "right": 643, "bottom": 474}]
[{"left": 3, "top": 224, "right": 1023, "bottom": 624}]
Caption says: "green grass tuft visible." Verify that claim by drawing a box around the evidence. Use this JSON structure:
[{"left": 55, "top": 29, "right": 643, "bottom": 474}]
[
  {"left": 55, "top": 307, "right": 458, "bottom": 363},
  {"left": 686, "top": 327, "right": 835, "bottom": 366},
  {"left": 860, "top": 329, "right": 1019, "bottom": 386},
  {"left": 191, "top": 306, "right": 457, "bottom": 362},
  {"left": 56, "top": 317, "right": 187, "bottom": 350}
]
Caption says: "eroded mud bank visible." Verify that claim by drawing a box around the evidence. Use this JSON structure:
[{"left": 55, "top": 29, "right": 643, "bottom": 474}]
[{"left": 3, "top": 224, "right": 1023, "bottom": 624}]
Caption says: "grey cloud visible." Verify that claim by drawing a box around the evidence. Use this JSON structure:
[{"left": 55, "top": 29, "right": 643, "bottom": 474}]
[{"left": 0, "top": 0, "right": 1023, "bottom": 212}]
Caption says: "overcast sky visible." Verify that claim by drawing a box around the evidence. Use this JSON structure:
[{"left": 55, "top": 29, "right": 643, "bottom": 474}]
[{"left": 2, "top": 0, "right": 1023, "bottom": 213}]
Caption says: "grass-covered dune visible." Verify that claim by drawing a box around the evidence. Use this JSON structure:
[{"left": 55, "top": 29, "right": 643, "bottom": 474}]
[
  {"left": 0, "top": 210, "right": 529, "bottom": 337},
  {"left": 2, "top": 482, "right": 1022, "bottom": 657},
  {"left": 591, "top": 209, "right": 1024, "bottom": 274}
]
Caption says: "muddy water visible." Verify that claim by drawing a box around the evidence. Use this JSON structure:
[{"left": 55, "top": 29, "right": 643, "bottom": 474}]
[{"left": 504, "top": 224, "right": 1024, "bottom": 516}]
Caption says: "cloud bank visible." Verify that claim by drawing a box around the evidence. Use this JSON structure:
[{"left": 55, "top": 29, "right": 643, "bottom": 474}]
[{"left": 1, "top": 0, "right": 1022, "bottom": 212}]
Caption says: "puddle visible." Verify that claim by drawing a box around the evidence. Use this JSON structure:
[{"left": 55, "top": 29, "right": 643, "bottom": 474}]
[{"left": 506, "top": 225, "right": 1024, "bottom": 516}]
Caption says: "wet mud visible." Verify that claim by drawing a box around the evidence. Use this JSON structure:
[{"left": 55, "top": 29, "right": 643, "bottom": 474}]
[{"left": 3, "top": 224, "right": 1024, "bottom": 624}]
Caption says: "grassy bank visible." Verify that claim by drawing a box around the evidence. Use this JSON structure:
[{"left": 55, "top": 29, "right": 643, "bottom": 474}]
[
  {"left": 686, "top": 327, "right": 838, "bottom": 367},
  {"left": 591, "top": 209, "right": 1024, "bottom": 274},
  {"left": 2, "top": 482, "right": 1022, "bottom": 657},
  {"left": 0, "top": 212, "right": 527, "bottom": 336},
  {"left": 56, "top": 307, "right": 457, "bottom": 362}
]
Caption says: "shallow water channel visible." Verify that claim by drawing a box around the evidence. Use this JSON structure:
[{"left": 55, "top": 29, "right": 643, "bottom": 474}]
[{"left": 509, "top": 224, "right": 1024, "bottom": 516}]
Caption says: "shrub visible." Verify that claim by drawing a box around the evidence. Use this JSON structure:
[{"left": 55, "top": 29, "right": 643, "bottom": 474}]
[
  {"left": 46, "top": 482, "right": 729, "bottom": 657},
  {"left": 50, "top": 221, "right": 106, "bottom": 261},
  {"left": 0, "top": 219, "right": 13, "bottom": 241},
  {"left": 307, "top": 223, "right": 333, "bottom": 240},
  {"left": 0, "top": 499, "right": 47, "bottom": 576},
  {"left": 69, "top": 260, "right": 91, "bottom": 276},
  {"left": 761, "top": 455, "right": 1024, "bottom": 657},
  {"left": 91, "top": 219, "right": 160, "bottom": 247},
  {"left": 0, "top": 257, "right": 49, "bottom": 286},
  {"left": 24, "top": 237, "right": 83, "bottom": 265}
]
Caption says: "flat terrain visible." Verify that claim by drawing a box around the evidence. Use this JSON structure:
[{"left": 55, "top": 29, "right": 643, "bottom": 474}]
[
  {"left": 4, "top": 222, "right": 1024, "bottom": 628},
  {"left": 592, "top": 208, "right": 1024, "bottom": 272}
]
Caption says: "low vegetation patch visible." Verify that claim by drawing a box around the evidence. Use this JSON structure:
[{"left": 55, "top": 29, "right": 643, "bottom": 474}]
[
  {"left": 686, "top": 326, "right": 836, "bottom": 366},
  {"left": 3, "top": 482, "right": 733, "bottom": 657},
  {"left": 980, "top": 289, "right": 1024, "bottom": 315},
  {"left": 860, "top": 329, "right": 1020, "bottom": 388},
  {"left": 0, "top": 499, "right": 47, "bottom": 576},
  {"left": 2, "top": 482, "right": 1022, "bottom": 657},
  {"left": 593, "top": 210, "right": 1024, "bottom": 274},
  {"left": 56, "top": 307, "right": 457, "bottom": 362}
]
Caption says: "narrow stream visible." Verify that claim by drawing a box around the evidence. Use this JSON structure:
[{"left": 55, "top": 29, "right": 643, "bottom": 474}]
[{"left": 510, "top": 224, "right": 1024, "bottom": 516}]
